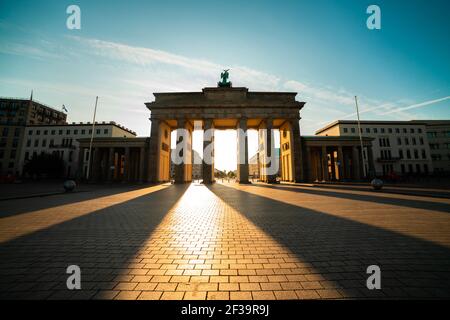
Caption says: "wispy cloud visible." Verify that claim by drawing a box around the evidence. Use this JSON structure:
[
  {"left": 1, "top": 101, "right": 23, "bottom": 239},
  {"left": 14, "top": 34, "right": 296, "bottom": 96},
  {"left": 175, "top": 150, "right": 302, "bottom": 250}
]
[
  {"left": 1, "top": 31, "right": 448, "bottom": 136},
  {"left": 67, "top": 35, "right": 281, "bottom": 90},
  {"left": 0, "top": 42, "right": 63, "bottom": 60}
]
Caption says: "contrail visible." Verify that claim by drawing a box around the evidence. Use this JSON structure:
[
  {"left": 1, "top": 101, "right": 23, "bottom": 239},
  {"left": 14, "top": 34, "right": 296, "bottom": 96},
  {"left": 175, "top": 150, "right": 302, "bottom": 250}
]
[{"left": 379, "top": 96, "right": 450, "bottom": 115}]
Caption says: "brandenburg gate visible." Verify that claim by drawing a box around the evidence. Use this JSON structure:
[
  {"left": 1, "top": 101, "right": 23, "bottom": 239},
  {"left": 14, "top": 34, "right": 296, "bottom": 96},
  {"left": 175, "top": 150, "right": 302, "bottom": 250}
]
[{"left": 145, "top": 82, "right": 306, "bottom": 184}]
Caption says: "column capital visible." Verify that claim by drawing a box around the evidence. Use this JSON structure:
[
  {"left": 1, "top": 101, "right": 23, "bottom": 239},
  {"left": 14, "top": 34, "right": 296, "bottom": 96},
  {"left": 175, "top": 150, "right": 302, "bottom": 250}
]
[
  {"left": 176, "top": 118, "right": 186, "bottom": 128},
  {"left": 238, "top": 118, "right": 248, "bottom": 129},
  {"left": 203, "top": 118, "right": 214, "bottom": 129}
]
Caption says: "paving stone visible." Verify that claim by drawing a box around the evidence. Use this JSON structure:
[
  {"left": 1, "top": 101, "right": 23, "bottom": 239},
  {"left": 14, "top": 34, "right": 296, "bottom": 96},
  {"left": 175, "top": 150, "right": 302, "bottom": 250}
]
[{"left": 1, "top": 182, "right": 449, "bottom": 300}]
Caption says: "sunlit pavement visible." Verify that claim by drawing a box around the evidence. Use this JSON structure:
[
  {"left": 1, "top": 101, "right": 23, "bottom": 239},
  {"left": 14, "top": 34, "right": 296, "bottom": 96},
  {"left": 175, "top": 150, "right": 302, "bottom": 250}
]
[{"left": 0, "top": 181, "right": 449, "bottom": 300}]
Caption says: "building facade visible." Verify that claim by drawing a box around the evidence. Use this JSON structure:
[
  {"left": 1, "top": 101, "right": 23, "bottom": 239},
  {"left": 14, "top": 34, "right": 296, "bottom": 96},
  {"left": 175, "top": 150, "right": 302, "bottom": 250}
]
[
  {"left": 0, "top": 97, "right": 66, "bottom": 176},
  {"left": 413, "top": 120, "right": 450, "bottom": 173},
  {"left": 316, "top": 120, "right": 434, "bottom": 177},
  {"left": 19, "top": 122, "right": 136, "bottom": 178},
  {"left": 78, "top": 137, "right": 149, "bottom": 182}
]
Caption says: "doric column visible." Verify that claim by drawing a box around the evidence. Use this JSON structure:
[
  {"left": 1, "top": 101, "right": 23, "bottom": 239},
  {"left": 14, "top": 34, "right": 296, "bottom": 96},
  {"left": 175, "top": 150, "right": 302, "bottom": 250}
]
[
  {"left": 139, "top": 146, "right": 145, "bottom": 183},
  {"left": 92, "top": 147, "right": 101, "bottom": 182},
  {"left": 237, "top": 118, "right": 249, "bottom": 184},
  {"left": 338, "top": 146, "right": 345, "bottom": 180},
  {"left": 148, "top": 118, "right": 160, "bottom": 183},
  {"left": 124, "top": 147, "right": 130, "bottom": 182},
  {"left": 202, "top": 119, "right": 214, "bottom": 184},
  {"left": 321, "top": 145, "right": 328, "bottom": 182},
  {"left": 175, "top": 119, "right": 186, "bottom": 184},
  {"left": 107, "top": 147, "right": 114, "bottom": 182},
  {"left": 352, "top": 146, "right": 361, "bottom": 180},
  {"left": 305, "top": 146, "right": 312, "bottom": 182},
  {"left": 290, "top": 118, "right": 304, "bottom": 182},
  {"left": 264, "top": 119, "right": 277, "bottom": 183},
  {"left": 77, "top": 147, "right": 85, "bottom": 180},
  {"left": 367, "top": 145, "right": 375, "bottom": 178}
]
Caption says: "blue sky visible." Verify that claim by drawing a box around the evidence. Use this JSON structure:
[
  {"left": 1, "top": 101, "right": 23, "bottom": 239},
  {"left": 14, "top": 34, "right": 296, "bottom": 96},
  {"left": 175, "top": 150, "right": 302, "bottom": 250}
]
[{"left": 0, "top": 0, "right": 449, "bottom": 170}]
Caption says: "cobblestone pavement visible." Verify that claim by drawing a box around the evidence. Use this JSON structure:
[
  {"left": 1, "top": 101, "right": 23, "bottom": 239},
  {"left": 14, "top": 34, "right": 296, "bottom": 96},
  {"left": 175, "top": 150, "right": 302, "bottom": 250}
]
[{"left": 0, "top": 182, "right": 449, "bottom": 300}]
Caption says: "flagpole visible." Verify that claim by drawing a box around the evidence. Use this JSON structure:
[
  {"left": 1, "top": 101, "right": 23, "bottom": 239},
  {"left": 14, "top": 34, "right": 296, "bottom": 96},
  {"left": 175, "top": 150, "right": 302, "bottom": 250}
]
[
  {"left": 354, "top": 96, "right": 367, "bottom": 178},
  {"left": 86, "top": 96, "right": 98, "bottom": 180}
]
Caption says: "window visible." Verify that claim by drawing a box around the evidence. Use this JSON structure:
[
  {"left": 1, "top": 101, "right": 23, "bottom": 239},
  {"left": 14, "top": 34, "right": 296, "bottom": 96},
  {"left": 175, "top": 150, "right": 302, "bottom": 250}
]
[
  {"left": 410, "top": 128, "right": 415, "bottom": 134},
  {"left": 0, "top": 149, "right": 4, "bottom": 159},
  {"left": 343, "top": 128, "right": 348, "bottom": 133},
  {"left": 397, "top": 137, "right": 401, "bottom": 145},
  {"left": 10, "top": 149, "right": 16, "bottom": 159},
  {"left": 51, "top": 130, "right": 55, "bottom": 135},
  {"left": 416, "top": 164, "right": 421, "bottom": 173},
  {"left": 418, "top": 128, "right": 422, "bottom": 133},
  {"left": 414, "top": 149, "right": 419, "bottom": 159},
  {"left": 96, "top": 129, "right": 100, "bottom": 134},
  {"left": 103, "top": 129, "right": 108, "bottom": 134},
  {"left": 405, "top": 137, "right": 409, "bottom": 145},
  {"left": 28, "top": 130, "right": 33, "bottom": 135},
  {"left": 423, "top": 164, "right": 428, "bottom": 173},
  {"left": 403, "top": 128, "right": 407, "bottom": 133},
  {"left": 412, "top": 137, "right": 416, "bottom": 145},
  {"left": 421, "top": 149, "right": 426, "bottom": 159},
  {"left": 42, "top": 139, "right": 47, "bottom": 147},
  {"left": 396, "top": 128, "right": 400, "bottom": 133},
  {"left": 34, "top": 139, "right": 39, "bottom": 147},
  {"left": 401, "top": 164, "right": 405, "bottom": 174},
  {"left": 12, "top": 139, "right": 18, "bottom": 148},
  {"left": 381, "top": 128, "right": 385, "bottom": 133},
  {"left": 81, "top": 129, "right": 85, "bottom": 134},
  {"left": 388, "top": 128, "right": 392, "bottom": 133},
  {"left": 14, "top": 128, "right": 21, "bottom": 136},
  {"left": 399, "top": 150, "right": 403, "bottom": 159},
  {"left": 44, "top": 130, "right": 48, "bottom": 135},
  {"left": 430, "top": 143, "right": 439, "bottom": 150},
  {"left": 420, "top": 137, "right": 424, "bottom": 145},
  {"left": 66, "top": 130, "right": 70, "bottom": 135},
  {"left": 431, "top": 154, "right": 442, "bottom": 161},
  {"left": 2, "top": 127, "right": 8, "bottom": 137},
  {"left": 59, "top": 130, "right": 63, "bottom": 135},
  {"left": 26, "top": 139, "right": 31, "bottom": 147},
  {"left": 407, "top": 149, "right": 411, "bottom": 159},
  {"left": 25, "top": 152, "right": 29, "bottom": 160},
  {"left": 373, "top": 128, "right": 378, "bottom": 133},
  {"left": 74, "top": 130, "right": 78, "bottom": 135},
  {"left": 427, "top": 132, "right": 437, "bottom": 138},
  {"left": 408, "top": 164, "right": 413, "bottom": 173},
  {"left": 36, "top": 130, "right": 40, "bottom": 135}
]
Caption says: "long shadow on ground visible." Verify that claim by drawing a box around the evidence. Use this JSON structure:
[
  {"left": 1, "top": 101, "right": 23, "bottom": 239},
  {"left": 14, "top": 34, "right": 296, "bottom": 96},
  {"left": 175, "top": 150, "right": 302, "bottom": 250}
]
[
  {"left": 0, "top": 184, "right": 188, "bottom": 300},
  {"left": 0, "top": 184, "right": 161, "bottom": 218},
  {"left": 258, "top": 184, "right": 450, "bottom": 214},
  {"left": 208, "top": 183, "right": 450, "bottom": 299}
]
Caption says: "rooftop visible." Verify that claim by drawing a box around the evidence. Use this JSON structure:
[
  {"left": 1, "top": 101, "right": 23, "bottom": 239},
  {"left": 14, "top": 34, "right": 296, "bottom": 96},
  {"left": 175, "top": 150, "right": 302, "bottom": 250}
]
[
  {"left": 26, "top": 121, "right": 137, "bottom": 136},
  {"left": 0, "top": 97, "right": 66, "bottom": 115},
  {"left": 314, "top": 119, "right": 443, "bottom": 135}
]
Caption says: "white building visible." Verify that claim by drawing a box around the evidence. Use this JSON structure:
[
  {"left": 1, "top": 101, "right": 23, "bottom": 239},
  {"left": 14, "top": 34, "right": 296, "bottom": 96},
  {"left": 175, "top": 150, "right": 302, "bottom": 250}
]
[
  {"left": 19, "top": 121, "right": 136, "bottom": 178},
  {"left": 315, "top": 120, "right": 433, "bottom": 177}
]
